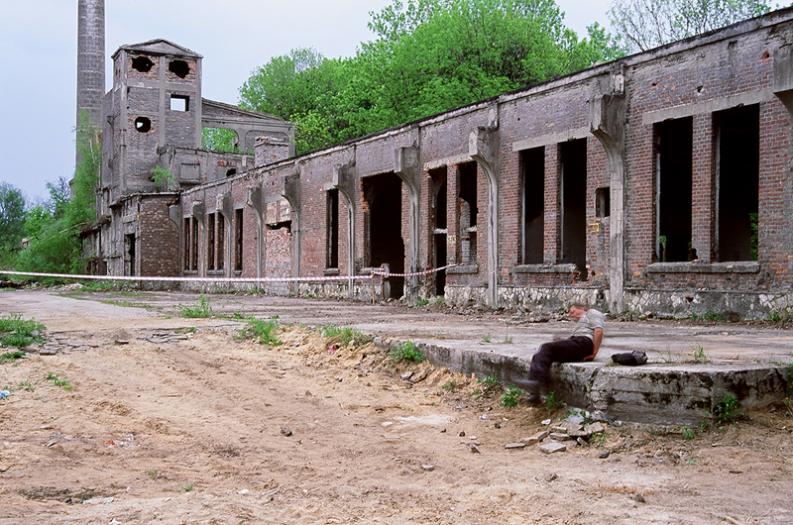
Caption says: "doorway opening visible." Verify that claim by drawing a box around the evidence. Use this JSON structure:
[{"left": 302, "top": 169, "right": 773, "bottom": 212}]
[
  {"left": 430, "top": 167, "right": 448, "bottom": 296},
  {"left": 559, "top": 139, "right": 587, "bottom": 277},
  {"left": 363, "top": 173, "right": 405, "bottom": 299},
  {"left": 655, "top": 117, "right": 693, "bottom": 262}
]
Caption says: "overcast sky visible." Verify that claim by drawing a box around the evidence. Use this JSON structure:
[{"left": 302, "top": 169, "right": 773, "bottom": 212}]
[{"left": 0, "top": 0, "right": 612, "bottom": 201}]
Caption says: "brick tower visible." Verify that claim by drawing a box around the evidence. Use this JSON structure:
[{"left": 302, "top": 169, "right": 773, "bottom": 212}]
[{"left": 76, "top": 0, "right": 105, "bottom": 148}]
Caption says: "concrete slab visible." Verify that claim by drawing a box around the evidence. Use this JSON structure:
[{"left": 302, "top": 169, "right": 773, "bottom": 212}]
[{"left": 3, "top": 289, "right": 791, "bottom": 424}]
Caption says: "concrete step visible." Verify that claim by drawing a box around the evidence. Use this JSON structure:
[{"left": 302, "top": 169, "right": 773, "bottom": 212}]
[{"left": 377, "top": 338, "right": 790, "bottom": 425}]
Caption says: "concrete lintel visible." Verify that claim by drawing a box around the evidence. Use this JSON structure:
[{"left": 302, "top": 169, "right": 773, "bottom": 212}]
[
  {"left": 641, "top": 89, "right": 771, "bottom": 125},
  {"left": 511, "top": 126, "right": 591, "bottom": 152},
  {"left": 423, "top": 152, "right": 472, "bottom": 172}
]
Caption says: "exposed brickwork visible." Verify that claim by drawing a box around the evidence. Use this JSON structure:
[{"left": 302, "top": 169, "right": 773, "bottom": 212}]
[{"left": 87, "top": 10, "right": 793, "bottom": 318}]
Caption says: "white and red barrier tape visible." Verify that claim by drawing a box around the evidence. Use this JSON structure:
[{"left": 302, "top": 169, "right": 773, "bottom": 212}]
[{"left": 0, "top": 265, "right": 458, "bottom": 284}]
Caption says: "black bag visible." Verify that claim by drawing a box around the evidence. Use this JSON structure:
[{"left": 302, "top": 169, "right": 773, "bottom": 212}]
[{"left": 611, "top": 351, "right": 648, "bottom": 366}]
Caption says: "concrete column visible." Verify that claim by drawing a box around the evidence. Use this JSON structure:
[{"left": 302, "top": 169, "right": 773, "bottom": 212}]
[
  {"left": 691, "top": 114, "right": 714, "bottom": 262},
  {"left": 280, "top": 170, "right": 302, "bottom": 294},
  {"left": 219, "top": 192, "right": 234, "bottom": 278},
  {"left": 590, "top": 70, "right": 627, "bottom": 314},
  {"left": 394, "top": 146, "right": 421, "bottom": 300},
  {"left": 246, "top": 184, "right": 265, "bottom": 281},
  {"left": 332, "top": 160, "right": 357, "bottom": 298},
  {"left": 469, "top": 115, "right": 500, "bottom": 308}
]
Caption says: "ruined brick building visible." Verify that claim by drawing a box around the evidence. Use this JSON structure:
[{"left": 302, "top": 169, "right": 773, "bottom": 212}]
[{"left": 79, "top": 0, "right": 793, "bottom": 319}]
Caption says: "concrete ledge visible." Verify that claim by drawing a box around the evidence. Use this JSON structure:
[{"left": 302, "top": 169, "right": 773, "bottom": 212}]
[
  {"left": 645, "top": 262, "right": 761, "bottom": 274},
  {"left": 376, "top": 338, "right": 789, "bottom": 425}
]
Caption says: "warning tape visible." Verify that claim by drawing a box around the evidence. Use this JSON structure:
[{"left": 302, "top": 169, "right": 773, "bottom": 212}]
[
  {"left": 371, "top": 264, "right": 459, "bottom": 278},
  {"left": 0, "top": 265, "right": 458, "bottom": 284}
]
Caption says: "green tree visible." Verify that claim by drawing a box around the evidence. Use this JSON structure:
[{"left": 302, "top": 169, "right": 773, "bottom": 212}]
[
  {"left": 609, "top": 0, "right": 779, "bottom": 52},
  {"left": 240, "top": 0, "right": 623, "bottom": 154},
  {"left": 0, "top": 183, "right": 26, "bottom": 267},
  {"left": 14, "top": 110, "right": 99, "bottom": 274}
]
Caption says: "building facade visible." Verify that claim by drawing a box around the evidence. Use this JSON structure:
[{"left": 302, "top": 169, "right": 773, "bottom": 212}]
[{"left": 85, "top": 9, "right": 793, "bottom": 319}]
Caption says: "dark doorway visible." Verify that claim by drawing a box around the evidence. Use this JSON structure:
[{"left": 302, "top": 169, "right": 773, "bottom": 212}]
[
  {"left": 458, "top": 162, "right": 478, "bottom": 265},
  {"left": 125, "top": 234, "right": 136, "bottom": 276},
  {"left": 430, "top": 167, "right": 447, "bottom": 296},
  {"left": 326, "top": 189, "right": 339, "bottom": 269},
  {"left": 715, "top": 105, "right": 760, "bottom": 262},
  {"left": 655, "top": 117, "right": 693, "bottom": 262},
  {"left": 520, "top": 147, "right": 545, "bottom": 264},
  {"left": 559, "top": 139, "right": 587, "bottom": 276},
  {"left": 364, "top": 173, "right": 405, "bottom": 299}
]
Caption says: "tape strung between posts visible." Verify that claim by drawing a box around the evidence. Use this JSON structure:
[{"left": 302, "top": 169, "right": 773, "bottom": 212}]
[{"left": 0, "top": 265, "right": 459, "bottom": 284}]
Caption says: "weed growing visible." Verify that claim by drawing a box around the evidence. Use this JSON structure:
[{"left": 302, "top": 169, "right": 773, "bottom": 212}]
[
  {"left": 0, "top": 315, "right": 45, "bottom": 349},
  {"left": 16, "top": 380, "right": 34, "bottom": 392},
  {"left": 481, "top": 335, "right": 492, "bottom": 343},
  {"left": 46, "top": 372, "right": 73, "bottom": 391},
  {"left": 712, "top": 393, "right": 739, "bottom": 425},
  {"left": 478, "top": 375, "right": 500, "bottom": 395},
  {"left": 500, "top": 386, "right": 524, "bottom": 408},
  {"left": 692, "top": 345, "right": 709, "bottom": 364},
  {"left": 236, "top": 318, "right": 281, "bottom": 346},
  {"left": 389, "top": 341, "right": 425, "bottom": 363},
  {"left": 146, "top": 469, "right": 159, "bottom": 480},
  {"left": 545, "top": 391, "right": 563, "bottom": 412},
  {"left": 414, "top": 297, "right": 430, "bottom": 308},
  {"left": 180, "top": 295, "right": 213, "bottom": 318},
  {"left": 182, "top": 483, "right": 195, "bottom": 492},
  {"left": 0, "top": 350, "right": 26, "bottom": 363},
  {"left": 320, "top": 325, "right": 370, "bottom": 347},
  {"left": 681, "top": 426, "right": 696, "bottom": 440},
  {"left": 442, "top": 379, "right": 460, "bottom": 392}
]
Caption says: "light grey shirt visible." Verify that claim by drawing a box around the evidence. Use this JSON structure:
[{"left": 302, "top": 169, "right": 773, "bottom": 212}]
[{"left": 571, "top": 309, "right": 606, "bottom": 341}]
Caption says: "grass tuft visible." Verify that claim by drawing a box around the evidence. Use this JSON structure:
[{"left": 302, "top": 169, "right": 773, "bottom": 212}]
[
  {"left": 712, "top": 393, "right": 739, "bottom": 425},
  {"left": 180, "top": 295, "right": 213, "bottom": 318},
  {"left": 320, "top": 325, "right": 371, "bottom": 347},
  {"left": 389, "top": 341, "right": 425, "bottom": 363},
  {"left": 500, "top": 385, "right": 524, "bottom": 408},
  {"left": 236, "top": 317, "right": 281, "bottom": 346},
  {"left": 0, "top": 315, "right": 45, "bottom": 349},
  {"left": 46, "top": 372, "right": 73, "bottom": 391},
  {"left": 0, "top": 350, "right": 26, "bottom": 363}
]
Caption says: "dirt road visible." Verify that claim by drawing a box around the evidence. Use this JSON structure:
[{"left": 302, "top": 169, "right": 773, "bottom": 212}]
[{"left": 1, "top": 291, "right": 792, "bottom": 524}]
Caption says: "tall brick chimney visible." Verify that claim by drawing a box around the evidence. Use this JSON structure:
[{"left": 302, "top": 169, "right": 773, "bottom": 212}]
[{"left": 76, "top": 0, "right": 105, "bottom": 154}]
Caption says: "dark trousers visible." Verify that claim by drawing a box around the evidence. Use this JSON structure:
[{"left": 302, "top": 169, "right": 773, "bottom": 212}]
[{"left": 529, "top": 336, "right": 594, "bottom": 385}]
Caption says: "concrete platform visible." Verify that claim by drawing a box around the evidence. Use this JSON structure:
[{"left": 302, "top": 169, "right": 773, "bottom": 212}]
[{"left": 3, "top": 290, "right": 791, "bottom": 424}]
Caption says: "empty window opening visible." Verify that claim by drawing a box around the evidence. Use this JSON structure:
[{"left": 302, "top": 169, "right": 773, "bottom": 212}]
[
  {"left": 183, "top": 218, "right": 191, "bottom": 271},
  {"left": 595, "top": 187, "right": 610, "bottom": 219},
  {"left": 655, "top": 117, "right": 693, "bottom": 262},
  {"left": 217, "top": 215, "right": 225, "bottom": 271},
  {"left": 234, "top": 209, "right": 244, "bottom": 273},
  {"left": 169, "top": 60, "right": 190, "bottom": 79},
  {"left": 202, "top": 127, "right": 241, "bottom": 154},
  {"left": 125, "top": 234, "right": 136, "bottom": 276},
  {"left": 559, "top": 139, "right": 587, "bottom": 276},
  {"left": 207, "top": 213, "right": 216, "bottom": 271},
  {"left": 520, "top": 147, "right": 545, "bottom": 264},
  {"left": 226, "top": 169, "right": 237, "bottom": 177},
  {"left": 131, "top": 56, "right": 154, "bottom": 73},
  {"left": 190, "top": 217, "right": 198, "bottom": 271},
  {"left": 326, "top": 189, "right": 339, "bottom": 269},
  {"left": 458, "top": 162, "right": 478, "bottom": 265},
  {"left": 715, "top": 104, "right": 760, "bottom": 262},
  {"left": 134, "top": 117, "right": 151, "bottom": 133},
  {"left": 363, "top": 173, "right": 405, "bottom": 299},
  {"left": 170, "top": 95, "right": 189, "bottom": 112},
  {"left": 429, "top": 167, "right": 448, "bottom": 296}
]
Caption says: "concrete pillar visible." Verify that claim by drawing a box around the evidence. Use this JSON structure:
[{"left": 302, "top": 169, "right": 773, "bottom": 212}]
[
  {"left": 332, "top": 160, "right": 357, "bottom": 298},
  {"left": 190, "top": 201, "right": 206, "bottom": 276},
  {"left": 394, "top": 146, "right": 421, "bottom": 300},
  {"left": 280, "top": 170, "right": 302, "bottom": 294},
  {"left": 590, "top": 70, "right": 627, "bottom": 314},
  {"left": 246, "top": 184, "right": 265, "bottom": 281},
  {"left": 469, "top": 111, "right": 500, "bottom": 308},
  {"left": 219, "top": 192, "right": 234, "bottom": 278}
]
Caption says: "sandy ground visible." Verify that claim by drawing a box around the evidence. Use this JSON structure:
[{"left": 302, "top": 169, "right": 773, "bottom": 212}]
[{"left": 1, "top": 290, "right": 792, "bottom": 524}]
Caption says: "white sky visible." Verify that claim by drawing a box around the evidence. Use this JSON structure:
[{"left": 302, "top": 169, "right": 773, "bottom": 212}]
[{"left": 0, "top": 0, "right": 612, "bottom": 200}]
